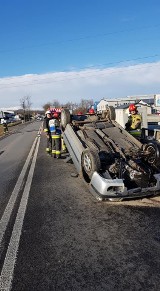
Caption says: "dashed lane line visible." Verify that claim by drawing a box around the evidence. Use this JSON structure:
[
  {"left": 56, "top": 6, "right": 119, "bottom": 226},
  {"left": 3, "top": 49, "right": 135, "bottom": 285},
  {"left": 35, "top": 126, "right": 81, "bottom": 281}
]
[
  {"left": 0, "top": 137, "right": 37, "bottom": 245},
  {"left": 0, "top": 127, "right": 41, "bottom": 246},
  {"left": 0, "top": 134, "right": 40, "bottom": 290}
]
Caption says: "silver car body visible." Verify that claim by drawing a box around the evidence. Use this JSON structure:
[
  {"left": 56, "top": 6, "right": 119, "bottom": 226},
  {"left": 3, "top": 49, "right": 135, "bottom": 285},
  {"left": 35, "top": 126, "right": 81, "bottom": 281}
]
[{"left": 63, "top": 123, "right": 160, "bottom": 201}]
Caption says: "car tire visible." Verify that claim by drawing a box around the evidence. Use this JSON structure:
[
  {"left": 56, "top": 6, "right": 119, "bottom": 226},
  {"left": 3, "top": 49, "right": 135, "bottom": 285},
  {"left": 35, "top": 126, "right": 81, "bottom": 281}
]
[
  {"left": 102, "top": 106, "right": 116, "bottom": 120},
  {"left": 61, "top": 109, "right": 71, "bottom": 131},
  {"left": 143, "top": 142, "right": 160, "bottom": 166},
  {"left": 82, "top": 148, "right": 101, "bottom": 179}
]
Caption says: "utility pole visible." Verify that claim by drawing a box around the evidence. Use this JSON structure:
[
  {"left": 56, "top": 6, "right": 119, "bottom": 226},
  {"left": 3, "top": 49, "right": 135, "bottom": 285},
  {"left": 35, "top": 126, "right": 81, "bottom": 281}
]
[{"left": 22, "top": 101, "right": 25, "bottom": 123}]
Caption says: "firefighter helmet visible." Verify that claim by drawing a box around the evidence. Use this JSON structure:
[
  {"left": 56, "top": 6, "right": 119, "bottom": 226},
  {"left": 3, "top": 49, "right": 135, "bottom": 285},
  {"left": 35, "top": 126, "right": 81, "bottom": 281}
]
[
  {"left": 89, "top": 108, "right": 95, "bottom": 114},
  {"left": 53, "top": 112, "right": 59, "bottom": 119},
  {"left": 129, "top": 104, "right": 137, "bottom": 113},
  {"left": 45, "top": 110, "right": 51, "bottom": 115}
]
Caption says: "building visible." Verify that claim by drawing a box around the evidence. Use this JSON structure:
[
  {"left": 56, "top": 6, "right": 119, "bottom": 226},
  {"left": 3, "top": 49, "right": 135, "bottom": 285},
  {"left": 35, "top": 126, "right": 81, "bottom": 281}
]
[{"left": 97, "top": 95, "right": 155, "bottom": 113}]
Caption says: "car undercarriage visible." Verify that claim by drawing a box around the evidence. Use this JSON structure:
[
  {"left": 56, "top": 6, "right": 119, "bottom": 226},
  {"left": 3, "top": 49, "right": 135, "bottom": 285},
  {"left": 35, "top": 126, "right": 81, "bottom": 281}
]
[{"left": 61, "top": 108, "right": 160, "bottom": 201}]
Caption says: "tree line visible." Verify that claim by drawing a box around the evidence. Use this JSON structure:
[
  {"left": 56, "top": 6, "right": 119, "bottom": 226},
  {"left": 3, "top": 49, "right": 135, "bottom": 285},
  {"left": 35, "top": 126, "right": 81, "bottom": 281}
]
[
  {"left": 18, "top": 96, "right": 94, "bottom": 118},
  {"left": 42, "top": 98, "right": 94, "bottom": 114}
]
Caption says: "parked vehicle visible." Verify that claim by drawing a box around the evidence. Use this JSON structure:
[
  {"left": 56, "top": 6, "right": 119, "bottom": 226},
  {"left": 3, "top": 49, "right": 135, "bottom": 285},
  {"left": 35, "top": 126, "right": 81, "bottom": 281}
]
[{"left": 61, "top": 107, "right": 160, "bottom": 201}]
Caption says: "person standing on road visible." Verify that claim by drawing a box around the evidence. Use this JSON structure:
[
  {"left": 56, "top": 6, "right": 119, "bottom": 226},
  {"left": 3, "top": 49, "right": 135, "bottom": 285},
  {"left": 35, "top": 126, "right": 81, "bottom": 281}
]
[
  {"left": 51, "top": 112, "right": 61, "bottom": 158},
  {"left": 43, "top": 110, "right": 52, "bottom": 155},
  {"left": 1, "top": 118, "right": 9, "bottom": 134}
]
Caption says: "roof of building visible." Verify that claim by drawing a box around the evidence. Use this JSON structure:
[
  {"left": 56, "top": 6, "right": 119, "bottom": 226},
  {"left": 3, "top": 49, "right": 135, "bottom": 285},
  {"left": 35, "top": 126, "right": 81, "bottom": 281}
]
[{"left": 102, "top": 96, "right": 154, "bottom": 102}]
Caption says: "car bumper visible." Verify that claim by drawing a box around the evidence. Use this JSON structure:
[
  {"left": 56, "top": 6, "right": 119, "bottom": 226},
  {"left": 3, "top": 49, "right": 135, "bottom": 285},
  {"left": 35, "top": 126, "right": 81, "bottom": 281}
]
[{"left": 90, "top": 172, "right": 160, "bottom": 201}]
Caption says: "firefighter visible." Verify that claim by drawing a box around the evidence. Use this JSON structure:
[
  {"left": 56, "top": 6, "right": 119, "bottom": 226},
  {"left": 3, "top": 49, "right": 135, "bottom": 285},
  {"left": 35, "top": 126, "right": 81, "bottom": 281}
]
[
  {"left": 51, "top": 112, "right": 61, "bottom": 158},
  {"left": 88, "top": 108, "right": 95, "bottom": 114},
  {"left": 125, "top": 104, "right": 142, "bottom": 137},
  {"left": 43, "top": 110, "right": 52, "bottom": 155},
  {"left": 87, "top": 108, "right": 99, "bottom": 121},
  {"left": 55, "top": 109, "right": 67, "bottom": 153},
  {"left": 1, "top": 118, "right": 9, "bottom": 134},
  {"left": 77, "top": 111, "right": 83, "bottom": 115}
]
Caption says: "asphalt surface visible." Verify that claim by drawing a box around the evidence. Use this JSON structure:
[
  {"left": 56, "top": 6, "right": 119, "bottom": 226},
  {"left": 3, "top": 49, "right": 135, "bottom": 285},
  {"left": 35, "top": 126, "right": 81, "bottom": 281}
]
[
  {"left": 11, "top": 131, "right": 160, "bottom": 290},
  {"left": 0, "top": 122, "right": 160, "bottom": 290},
  {"left": 0, "top": 121, "right": 41, "bottom": 217}
]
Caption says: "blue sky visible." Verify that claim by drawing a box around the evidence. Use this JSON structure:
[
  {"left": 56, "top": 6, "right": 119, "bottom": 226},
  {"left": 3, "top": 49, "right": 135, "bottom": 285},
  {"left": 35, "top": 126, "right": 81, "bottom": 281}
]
[{"left": 0, "top": 0, "right": 160, "bottom": 108}]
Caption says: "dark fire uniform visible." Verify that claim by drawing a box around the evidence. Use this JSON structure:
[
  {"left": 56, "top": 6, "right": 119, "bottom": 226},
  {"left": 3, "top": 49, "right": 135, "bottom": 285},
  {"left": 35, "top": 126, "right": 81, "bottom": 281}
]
[
  {"left": 50, "top": 118, "right": 61, "bottom": 158},
  {"left": 44, "top": 116, "right": 52, "bottom": 155}
]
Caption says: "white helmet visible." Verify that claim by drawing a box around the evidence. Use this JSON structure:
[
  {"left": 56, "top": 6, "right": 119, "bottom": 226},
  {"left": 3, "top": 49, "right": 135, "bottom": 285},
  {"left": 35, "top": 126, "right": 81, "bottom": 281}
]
[{"left": 45, "top": 110, "right": 51, "bottom": 115}]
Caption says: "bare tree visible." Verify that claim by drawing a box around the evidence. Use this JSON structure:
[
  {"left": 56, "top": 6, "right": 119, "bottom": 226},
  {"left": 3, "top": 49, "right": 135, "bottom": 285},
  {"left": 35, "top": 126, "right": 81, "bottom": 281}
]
[
  {"left": 20, "top": 97, "right": 27, "bottom": 122},
  {"left": 43, "top": 102, "right": 52, "bottom": 112},
  {"left": 80, "top": 99, "right": 94, "bottom": 110},
  {"left": 52, "top": 99, "right": 61, "bottom": 108},
  {"left": 20, "top": 95, "right": 32, "bottom": 121},
  {"left": 63, "top": 102, "right": 74, "bottom": 110},
  {"left": 42, "top": 98, "right": 94, "bottom": 114},
  {"left": 26, "top": 95, "right": 32, "bottom": 120}
]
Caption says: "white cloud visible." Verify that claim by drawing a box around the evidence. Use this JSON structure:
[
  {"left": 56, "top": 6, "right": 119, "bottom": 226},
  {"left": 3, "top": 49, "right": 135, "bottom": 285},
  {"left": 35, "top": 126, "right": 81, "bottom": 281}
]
[{"left": 0, "top": 61, "right": 160, "bottom": 110}]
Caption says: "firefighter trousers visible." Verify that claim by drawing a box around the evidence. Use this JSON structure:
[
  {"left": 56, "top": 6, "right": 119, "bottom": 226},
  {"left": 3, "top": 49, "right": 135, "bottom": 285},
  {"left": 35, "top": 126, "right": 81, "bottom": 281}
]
[
  {"left": 51, "top": 134, "right": 61, "bottom": 158},
  {"left": 46, "top": 134, "right": 52, "bottom": 154},
  {"left": 3, "top": 124, "right": 8, "bottom": 134}
]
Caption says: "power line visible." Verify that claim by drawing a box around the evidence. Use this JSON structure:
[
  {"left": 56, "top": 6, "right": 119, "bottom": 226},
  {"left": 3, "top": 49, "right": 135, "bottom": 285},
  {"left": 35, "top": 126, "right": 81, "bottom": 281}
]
[
  {"left": 0, "top": 23, "right": 160, "bottom": 54},
  {"left": 75, "top": 54, "right": 160, "bottom": 70},
  {"left": 0, "top": 61, "right": 160, "bottom": 90},
  {"left": 0, "top": 53, "right": 159, "bottom": 83}
]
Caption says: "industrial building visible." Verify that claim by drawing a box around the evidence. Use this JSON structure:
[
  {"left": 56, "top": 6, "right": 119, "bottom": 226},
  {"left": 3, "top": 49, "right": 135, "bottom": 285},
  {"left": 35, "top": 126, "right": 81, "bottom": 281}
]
[{"left": 96, "top": 94, "right": 160, "bottom": 113}]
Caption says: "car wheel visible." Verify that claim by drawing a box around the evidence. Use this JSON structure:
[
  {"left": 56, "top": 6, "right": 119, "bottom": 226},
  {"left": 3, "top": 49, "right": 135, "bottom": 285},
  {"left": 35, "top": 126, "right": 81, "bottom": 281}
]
[
  {"left": 144, "top": 143, "right": 160, "bottom": 166},
  {"left": 82, "top": 148, "right": 101, "bottom": 179},
  {"left": 61, "top": 109, "right": 71, "bottom": 131}
]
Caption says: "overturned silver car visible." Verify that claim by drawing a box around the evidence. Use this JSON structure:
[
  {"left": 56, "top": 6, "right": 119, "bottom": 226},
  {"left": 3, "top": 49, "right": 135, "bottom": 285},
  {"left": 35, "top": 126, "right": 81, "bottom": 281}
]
[{"left": 61, "top": 108, "right": 160, "bottom": 201}]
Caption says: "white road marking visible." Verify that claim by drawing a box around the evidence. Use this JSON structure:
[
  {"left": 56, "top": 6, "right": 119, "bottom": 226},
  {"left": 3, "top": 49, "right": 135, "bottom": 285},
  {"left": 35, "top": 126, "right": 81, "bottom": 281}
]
[
  {"left": 0, "top": 137, "right": 37, "bottom": 245},
  {"left": 0, "top": 127, "right": 41, "bottom": 246},
  {"left": 0, "top": 135, "right": 40, "bottom": 290}
]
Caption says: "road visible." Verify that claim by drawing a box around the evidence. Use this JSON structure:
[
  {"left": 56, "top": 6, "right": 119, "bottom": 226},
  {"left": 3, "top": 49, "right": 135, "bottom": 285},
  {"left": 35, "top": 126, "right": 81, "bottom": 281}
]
[{"left": 0, "top": 121, "right": 160, "bottom": 291}]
